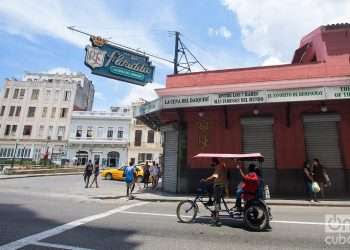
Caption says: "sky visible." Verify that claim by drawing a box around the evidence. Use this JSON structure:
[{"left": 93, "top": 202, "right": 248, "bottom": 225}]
[{"left": 0, "top": 0, "right": 349, "bottom": 110}]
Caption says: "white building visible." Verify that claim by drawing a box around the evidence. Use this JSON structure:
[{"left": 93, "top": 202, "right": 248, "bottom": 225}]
[
  {"left": 128, "top": 100, "right": 163, "bottom": 164},
  {"left": 68, "top": 108, "right": 131, "bottom": 167},
  {"left": 0, "top": 72, "right": 94, "bottom": 163}
]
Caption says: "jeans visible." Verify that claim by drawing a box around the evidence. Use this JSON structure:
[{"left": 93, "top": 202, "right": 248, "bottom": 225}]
[{"left": 235, "top": 187, "right": 244, "bottom": 208}]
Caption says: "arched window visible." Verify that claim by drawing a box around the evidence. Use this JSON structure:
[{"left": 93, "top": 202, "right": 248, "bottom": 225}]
[{"left": 107, "top": 151, "right": 120, "bottom": 167}]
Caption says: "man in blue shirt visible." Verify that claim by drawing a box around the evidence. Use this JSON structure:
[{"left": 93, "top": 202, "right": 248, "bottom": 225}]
[{"left": 124, "top": 160, "right": 136, "bottom": 200}]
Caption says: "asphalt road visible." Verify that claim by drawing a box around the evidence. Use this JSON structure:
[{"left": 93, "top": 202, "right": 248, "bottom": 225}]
[{"left": 0, "top": 175, "right": 349, "bottom": 250}]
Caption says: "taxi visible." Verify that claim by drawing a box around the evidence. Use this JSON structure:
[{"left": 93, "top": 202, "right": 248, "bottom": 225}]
[{"left": 101, "top": 163, "right": 144, "bottom": 182}]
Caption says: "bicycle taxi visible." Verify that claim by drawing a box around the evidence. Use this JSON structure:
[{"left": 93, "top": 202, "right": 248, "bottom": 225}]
[{"left": 176, "top": 153, "right": 272, "bottom": 231}]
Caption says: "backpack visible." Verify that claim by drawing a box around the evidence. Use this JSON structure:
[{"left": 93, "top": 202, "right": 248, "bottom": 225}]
[{"left": 87, "top": 163, "right": 93, "bottom": 172}]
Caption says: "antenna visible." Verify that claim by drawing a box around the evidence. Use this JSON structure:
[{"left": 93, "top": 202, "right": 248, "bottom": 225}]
[{"left": 171, "top": 31, "right": 207, "bottom": 74}]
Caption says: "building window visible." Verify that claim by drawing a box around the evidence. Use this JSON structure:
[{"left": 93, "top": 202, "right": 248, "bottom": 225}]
[
  {"left": 42, "top": 107, "right": 47, "bottom": 118},
  {"left": 57, "top": 126, "right": 65, "bottom": 140},
  {"left": 60, "top": 108, "right": 68, "bottom": 118},
  {"left": 134, "top": 130, "right": 142, "bottom": 146},
  {"left": 64, "top": 91, "right": 71, "bottom": 101},
  {"left": 19, "top": 89, "right": 25, "bottom": 99},
  {"left": 4, "top": 88, "right": 9, "bottom": 98},
  {"left": 9, "top": 106, "right": 15, "bottom": 117},
  {"left": 76, "top": 126, "right": 82, "bottom": 138},
  {"left": 31, "top": 89, "right": 40, "bottom": 100},
  {"left": 27, "top": 107, "right": 36, "bottom": 117},
  {"left": 13, "top": 88, "right": 19, "bottom": 99},
  {"left": 45, "top": 89, "right": 51, "bottom": 102},
  {"left": 138, "top": 153, "right": 145, "bottom": 163},
  {"left": 51, "top": 107, "right": 56, "bottom": 118},
  {"left": 11, "top": 125, "right": 17, "bottom": 136},
  {"left": 48, "top": 126, "right": 53, "bottom": 139},
  {"left": 15, "top": 106, "right": 21, "bottom": 117},
  {"left": 54, "top": 90, "right": 59, "bottom": 101},
  {"left": 107, "top": 127, "right": 113, "bottom": 139},
  {"left": 117, "top": 127, "right": 124, "bottom": 139},
  {"left": 38, "top": 125, "right": 44, "bottom": 137},
  {"left": 0, "top": 106, "right": 5, "bottom": 116},
  {"left": 4, "top": 125, "right": 11, "bottom": 136},
  {"left": 23, "top": 125, "right": 32, "bottom": 136},
  {"left": 97, "top": 127, "right": 104, "bottom": 138},
  {"left": 86, "top": 127, "right": 93, "bottom": 138},
  {"left": 146, "top": 153, "right": 153, "bottom": 161},
  {"left": 147, "top": 130, "right": 154, "bottom": 143}
]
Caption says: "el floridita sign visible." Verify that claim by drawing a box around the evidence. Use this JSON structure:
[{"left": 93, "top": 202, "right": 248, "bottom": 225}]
[
  {"left": 85, "top": 36, "right": 154, "bottom": 86},
  {"left": 135, "top": 85, "right": 350, "bottom": 116}
]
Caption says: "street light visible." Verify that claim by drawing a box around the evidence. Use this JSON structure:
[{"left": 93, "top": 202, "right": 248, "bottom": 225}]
[{"left": 11, "top": 139, "right": 20, "bottom": 168}]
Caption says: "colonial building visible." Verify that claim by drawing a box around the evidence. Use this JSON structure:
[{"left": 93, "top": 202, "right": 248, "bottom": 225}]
[
  {"left": 0, "top": 72, "right": 94, "bottom": 163},
  {"left": 67, "top": 107, "right": 131, "bottom": 167},
  {"left": 135, "top": 24, "right": 350, "bottom": 197},
  {"left": 128, "top": 100, "right": 163, "bottom": 164}
]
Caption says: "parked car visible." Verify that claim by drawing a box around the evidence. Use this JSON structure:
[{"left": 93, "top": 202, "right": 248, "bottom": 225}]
[{"left": 100, "top": 164, "right": 144, "bottom": 182}]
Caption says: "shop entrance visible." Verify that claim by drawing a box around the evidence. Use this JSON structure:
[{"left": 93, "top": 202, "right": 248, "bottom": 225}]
[
  {"left": 241, "top": 117, "right": 275, "bottom": 168},
  {"left": 76, "top": 151, "right": 88, "bottom": 166}
]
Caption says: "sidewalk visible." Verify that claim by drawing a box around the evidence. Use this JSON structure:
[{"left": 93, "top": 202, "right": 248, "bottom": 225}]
[
  {"left": 133, "top": 189, "right": 350, "bottom": 207},
  {"left": 0, "top": 172, "right": 83, "bottom": 179}
]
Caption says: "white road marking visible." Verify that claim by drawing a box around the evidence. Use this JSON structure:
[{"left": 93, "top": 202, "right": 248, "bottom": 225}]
[
  {"left": 33, "top": 241, "right": 95, "bottom": 250},
  {"left": 120, "top": 210, "right": 349, "bottom": 227},
  {"left": 0, "top": 202, "right": 148, "bottom": 250}
]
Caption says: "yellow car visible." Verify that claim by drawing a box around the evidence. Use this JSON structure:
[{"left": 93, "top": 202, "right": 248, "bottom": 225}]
[{"left": 101, "top": 165, "right": 144, "bottom": 182}]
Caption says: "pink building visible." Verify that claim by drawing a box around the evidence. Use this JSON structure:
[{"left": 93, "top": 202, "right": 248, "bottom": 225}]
[{"left": 136, "top": 24, "right": 350, "bottom": 197}]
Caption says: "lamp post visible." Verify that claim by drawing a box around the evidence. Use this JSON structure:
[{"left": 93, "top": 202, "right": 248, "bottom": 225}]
[{"left": 11, "top": 139, "right": 20, "bottom": 168}]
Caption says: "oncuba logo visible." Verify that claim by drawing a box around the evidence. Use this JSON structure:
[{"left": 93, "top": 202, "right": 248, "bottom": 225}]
[{"left": 85, "top": 36, "right": 154, "bottom": 86}]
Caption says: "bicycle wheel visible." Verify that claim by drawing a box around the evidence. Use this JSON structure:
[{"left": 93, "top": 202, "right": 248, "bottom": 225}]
[
  {"left": 244, "top": 202, "right": 269, "bottom": 231},
  {"left": 176, "top": 200, "right": 198, "bottom": 223}
]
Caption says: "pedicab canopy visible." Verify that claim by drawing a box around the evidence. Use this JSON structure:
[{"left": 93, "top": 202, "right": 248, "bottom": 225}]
[{"left": 193, "top": 153, "right": 264, "bottom": 162}]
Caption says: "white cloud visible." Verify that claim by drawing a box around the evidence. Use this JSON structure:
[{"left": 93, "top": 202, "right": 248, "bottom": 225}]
[
  {"left": 208, "top": 26, "right": 232, "bottom": 39},
  {"left": 262, "top": 56, "right": 286, "bottom": 66},
  {"left": 222, "top": 0, "right": 350, "bottom": 62},
  {"left": 45, "top": 67, "right": 75, "bottom": 75},
  {"left": 119, "top": 82, "right": 164, "bottom": 106},
  {"left": 0, "top": 0, "right": 176, "bottom": 68}
]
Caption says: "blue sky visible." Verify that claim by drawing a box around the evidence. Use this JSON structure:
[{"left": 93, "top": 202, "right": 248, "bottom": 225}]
[{"left": 0, "top": 0, "right": 348, "bottom": 110}]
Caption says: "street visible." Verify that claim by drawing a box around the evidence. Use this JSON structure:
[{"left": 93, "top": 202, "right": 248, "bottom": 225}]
[{"left": 0, "top": 175, "right": 348, "bottom": 250}]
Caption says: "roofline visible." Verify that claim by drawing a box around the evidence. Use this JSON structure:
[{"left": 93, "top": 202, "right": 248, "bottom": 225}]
[{"left": 166, "top": 62, "right": 322, "bottom": 78}]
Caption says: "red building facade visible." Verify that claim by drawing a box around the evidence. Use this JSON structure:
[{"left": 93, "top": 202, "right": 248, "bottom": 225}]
[{"left": 136, "top": 24, "right": 350, "bottom": 197}]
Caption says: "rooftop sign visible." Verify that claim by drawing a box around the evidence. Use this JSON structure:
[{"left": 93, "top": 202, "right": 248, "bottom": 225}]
[
  {"left": 85, "top": 36, "right": 155, "bottom": 86},
  {"left": 135, "top": 85, "right": 350, "bottom": 117}
]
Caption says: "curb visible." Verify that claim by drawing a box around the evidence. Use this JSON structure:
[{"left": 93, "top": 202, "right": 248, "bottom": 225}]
[
  {"left": 134, "top": 197, "right": 350, "bottom": 207},
  {"left": 0, "top": 172, "right": 84, "bottom": 180}
]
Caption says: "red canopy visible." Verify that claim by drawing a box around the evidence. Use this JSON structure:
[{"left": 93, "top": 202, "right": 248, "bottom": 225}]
[{"left": 193, "top": 153, "right": 264, "bottom": 161}]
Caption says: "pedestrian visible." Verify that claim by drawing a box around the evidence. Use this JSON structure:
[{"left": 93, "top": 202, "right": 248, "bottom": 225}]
[
  {"left": 153, "top": 163, "right": 160, "bottom": 189},
  {"left": 303, "top": 161, "right": 315, "bottom": 202},
  {"left": 313, "top": 158, "right": 330, "bottom": 200},
  {"left": 124, "top": 160, "right": 136, "bottom": 200},
  {"left": 150, "top": 161, "right": 156, "bottom": 188},
  {"left": 84, "top": 160, "right": 93, "bottom": 188},
  {"left": 89, "top": 163, "right": 100, "bottom": 188},
  {"left": 143, "top": 162, "right": 150, "bottom": 188}
]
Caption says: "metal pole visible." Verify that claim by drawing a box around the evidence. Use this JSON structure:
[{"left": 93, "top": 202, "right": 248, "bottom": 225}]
[
  {"left": 11, "top": 142, "right": 18, "bottom": 168},
  {"left": 173, "top": 31, "right": 180, "bottom": 74}
]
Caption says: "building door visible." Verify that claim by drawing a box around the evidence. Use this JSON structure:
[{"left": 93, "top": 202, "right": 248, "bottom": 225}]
[
  {"left": 303, "top": 114, "right": 343, "bottom": 168},
  {"left": 76, "top": 151, "right": 88, "bottom": 165},
  {"left": 163, "top": 129, "right": 178, "bottom": 193},
  {"left": 241, "top": 117, "right": 275, "bottom": 168},
  {"left": 107, "top": 151, "right": 120, "bottom": 167},
  {"left": 94, "top": 154, "right": 100, "bottom": 165}
]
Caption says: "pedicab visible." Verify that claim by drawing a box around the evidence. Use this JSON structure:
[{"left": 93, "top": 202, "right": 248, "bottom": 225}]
[{"left": 176, "top": 153, "right": 272, "bottom": 231}]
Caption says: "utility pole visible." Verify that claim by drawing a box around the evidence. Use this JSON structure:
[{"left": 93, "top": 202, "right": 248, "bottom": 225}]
[{"left": 173, "top": 31, "right": 180, "bottom": 74}]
